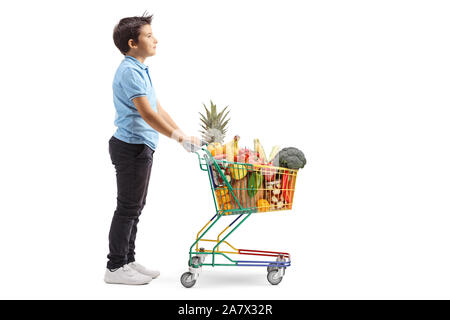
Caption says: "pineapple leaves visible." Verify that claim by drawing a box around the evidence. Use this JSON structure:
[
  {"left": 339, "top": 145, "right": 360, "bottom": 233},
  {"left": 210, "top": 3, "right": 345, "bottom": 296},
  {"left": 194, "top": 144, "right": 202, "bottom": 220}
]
[
  {"left": 202, "top": 103, "right": 211, "bottom": 121},
  {"left": 199, "top": 113, "right": 210, "bottom": 126},
  {"left": 217, "top": 106, "right": 228, "bottom": 121},
  {"left": 199, "top": 100, "right": 231, "bottom": 144}
]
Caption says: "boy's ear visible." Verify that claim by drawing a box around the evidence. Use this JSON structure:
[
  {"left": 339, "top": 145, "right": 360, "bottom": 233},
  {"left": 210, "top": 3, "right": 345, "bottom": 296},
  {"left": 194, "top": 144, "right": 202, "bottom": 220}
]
[{"left": 128, "top": 39, "right": 137, "bottom": 50}]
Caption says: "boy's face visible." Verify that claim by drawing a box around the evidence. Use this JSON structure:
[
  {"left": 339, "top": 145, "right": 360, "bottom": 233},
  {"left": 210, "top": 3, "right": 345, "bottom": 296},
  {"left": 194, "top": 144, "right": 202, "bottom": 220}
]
[{"left": 129, "top": 24, "right": 158, "bottom": 57}]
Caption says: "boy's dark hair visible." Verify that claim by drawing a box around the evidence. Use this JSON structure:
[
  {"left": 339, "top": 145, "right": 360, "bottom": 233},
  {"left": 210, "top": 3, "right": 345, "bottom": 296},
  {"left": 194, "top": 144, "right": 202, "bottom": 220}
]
[{"left": 113, "top": 13, "right": 153, "bottom": 55}]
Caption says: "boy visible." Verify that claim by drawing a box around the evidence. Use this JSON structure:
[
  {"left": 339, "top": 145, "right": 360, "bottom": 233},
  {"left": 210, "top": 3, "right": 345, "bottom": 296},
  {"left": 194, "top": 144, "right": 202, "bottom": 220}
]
[{"left": 105, "top": 13, "right": 200, "bottom": 285}]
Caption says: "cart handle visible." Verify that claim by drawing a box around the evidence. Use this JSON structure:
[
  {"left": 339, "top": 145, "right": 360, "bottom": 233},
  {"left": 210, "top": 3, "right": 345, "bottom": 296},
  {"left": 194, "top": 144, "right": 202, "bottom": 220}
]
[
  {"left": 182, "top": 139, "right": 208, "bottom": 153},
  {"left": 186, "top": 141, "right": 212, "bottom": 171}
]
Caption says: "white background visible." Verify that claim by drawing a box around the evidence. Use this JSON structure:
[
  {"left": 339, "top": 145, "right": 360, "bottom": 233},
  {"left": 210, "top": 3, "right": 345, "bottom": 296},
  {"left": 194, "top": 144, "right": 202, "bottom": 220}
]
[{"left": 0, "top": 0, "right": 449, "bottom": 299}]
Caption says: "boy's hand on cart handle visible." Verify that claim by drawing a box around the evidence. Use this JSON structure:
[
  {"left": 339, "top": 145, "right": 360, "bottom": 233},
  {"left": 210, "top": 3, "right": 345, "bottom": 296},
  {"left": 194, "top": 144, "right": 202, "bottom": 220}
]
[
  {"left": 171, "top": 128, "right": 186, "bottom": 143},
  {"left": 181, "top": 136, "right": 204, "bottom": 153},
  {"left": 171, "top": 129, "right": 205, "bottom": 152}
]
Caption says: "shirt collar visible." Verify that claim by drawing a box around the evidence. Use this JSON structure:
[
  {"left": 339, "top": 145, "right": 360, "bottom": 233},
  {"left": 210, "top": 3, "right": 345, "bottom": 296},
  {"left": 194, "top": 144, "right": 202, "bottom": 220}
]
[{"left": 125, "top": 55, "right": 148, "bottom": 70}]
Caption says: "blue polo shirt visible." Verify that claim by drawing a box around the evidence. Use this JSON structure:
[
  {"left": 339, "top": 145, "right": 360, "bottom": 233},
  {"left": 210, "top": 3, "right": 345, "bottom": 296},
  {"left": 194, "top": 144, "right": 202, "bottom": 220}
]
[{"left": 112, "top": 55, "right": 159, "bottom": 151}]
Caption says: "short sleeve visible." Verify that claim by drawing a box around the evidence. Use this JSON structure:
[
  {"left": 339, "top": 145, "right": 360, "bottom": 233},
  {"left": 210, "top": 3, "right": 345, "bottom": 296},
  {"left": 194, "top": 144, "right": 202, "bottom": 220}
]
[{"left": 121, "top": 68, "right": 147, "bottom": 101}]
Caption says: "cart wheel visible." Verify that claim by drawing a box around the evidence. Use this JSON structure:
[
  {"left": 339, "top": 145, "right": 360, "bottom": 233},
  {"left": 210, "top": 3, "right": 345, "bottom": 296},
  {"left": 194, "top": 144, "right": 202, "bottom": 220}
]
[
  {"left": 267, "top": 265, "right": 278, "bottom": 273},
  {"left": 268, "top": 255, "right": 287, "bottom": 273},
  {"left": 267, "top": 270, "right": 283, "bottom": 285},
  {"left": 268, "top": 266, "right": 286, "bottom": 273},
  {"left": 181, "top": 272, "right": 197, "bottom": 288},
  {"left": 188, "top": 256, "right": 201, "bottom": 267}
]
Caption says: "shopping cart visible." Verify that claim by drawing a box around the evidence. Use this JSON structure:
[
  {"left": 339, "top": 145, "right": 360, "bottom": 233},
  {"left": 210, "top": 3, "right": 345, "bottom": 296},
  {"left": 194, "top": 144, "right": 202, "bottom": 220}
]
[{"left": 180, "top": 142, "right": 300, "bottom": 288}]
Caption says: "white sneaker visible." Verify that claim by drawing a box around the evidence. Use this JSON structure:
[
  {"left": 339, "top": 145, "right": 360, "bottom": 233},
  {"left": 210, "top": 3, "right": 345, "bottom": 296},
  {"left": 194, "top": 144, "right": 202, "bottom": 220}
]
[
  {"left": 127, "top": 262, "right": 160, "bottom": 279},
  {"left": 104, "top": 264, "right": 152, "bottom": 285}
]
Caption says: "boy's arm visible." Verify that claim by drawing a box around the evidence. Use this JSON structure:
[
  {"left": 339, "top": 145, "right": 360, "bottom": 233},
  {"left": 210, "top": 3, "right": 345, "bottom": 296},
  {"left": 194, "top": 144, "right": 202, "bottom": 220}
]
[
  {"left": 133, "top": 96, "right": 184, "bottom": 142},
  {"left": 156, "top": 99, "right": 186, "bottom": 137}
]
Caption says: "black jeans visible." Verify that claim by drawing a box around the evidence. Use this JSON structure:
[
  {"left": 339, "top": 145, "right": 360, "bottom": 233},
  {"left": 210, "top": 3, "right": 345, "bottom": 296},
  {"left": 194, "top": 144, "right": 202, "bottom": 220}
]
[{"left": 107, "top": 136, "right": 155, "bottom": 270}]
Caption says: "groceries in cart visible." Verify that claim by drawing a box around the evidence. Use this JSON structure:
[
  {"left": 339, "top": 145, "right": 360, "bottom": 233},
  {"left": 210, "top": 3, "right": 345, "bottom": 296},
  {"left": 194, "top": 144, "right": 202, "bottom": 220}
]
[
  {"left": 179, "top": 101, "right": 307, "bottom": 288},
  {"left": 206, "top": 135, "right": 307, "bottom": 215}
]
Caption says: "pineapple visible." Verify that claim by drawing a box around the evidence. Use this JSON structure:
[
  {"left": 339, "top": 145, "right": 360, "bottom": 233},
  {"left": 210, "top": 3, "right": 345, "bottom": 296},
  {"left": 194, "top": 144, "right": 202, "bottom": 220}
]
[{"left": 199, "top": 100, "right": 230, "bottom": 144}]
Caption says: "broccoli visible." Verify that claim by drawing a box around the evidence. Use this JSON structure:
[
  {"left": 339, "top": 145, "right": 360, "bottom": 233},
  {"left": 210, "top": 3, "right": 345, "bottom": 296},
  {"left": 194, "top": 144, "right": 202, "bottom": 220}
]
[{"left": 273, "top": 147, "right": 306, "bottom": 169}]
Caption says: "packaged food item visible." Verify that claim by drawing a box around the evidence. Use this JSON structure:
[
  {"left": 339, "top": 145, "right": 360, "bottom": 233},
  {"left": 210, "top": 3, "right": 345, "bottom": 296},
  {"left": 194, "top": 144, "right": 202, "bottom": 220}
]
[
  {"left": 261, "top": 165, "right": 277, "bottom": 181},
  {"left": 266, "top": 179, "right": 289, "bottom": 211}
]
